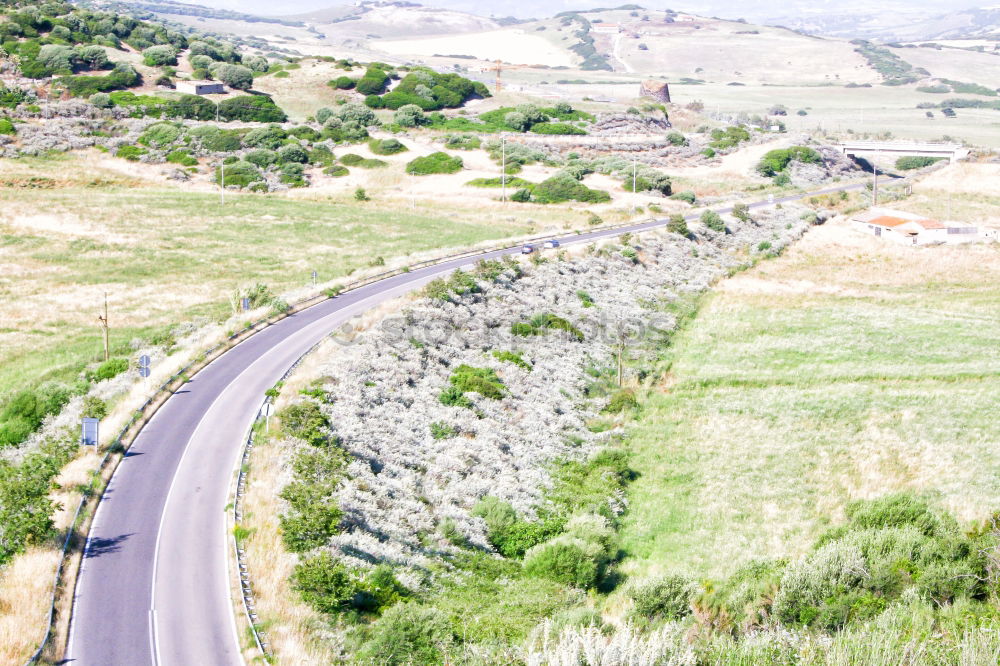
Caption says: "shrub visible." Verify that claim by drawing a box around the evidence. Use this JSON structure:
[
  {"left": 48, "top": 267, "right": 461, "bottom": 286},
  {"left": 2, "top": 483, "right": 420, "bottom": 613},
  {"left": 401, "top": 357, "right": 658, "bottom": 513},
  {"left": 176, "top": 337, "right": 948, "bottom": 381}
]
[
  {"left": 757, "top": 241, "right": 772, "bottom": 252},
  {"left": 492, "top": 350, "right": 532, "bottom": 371},
  {"left": 214, "top": 64, "right": 254, "bottom": 90},
  {"left": 603, "top": 389, "right": 638, "bottom": 414},
  {"left": 81, "top": 395, "right": 108, "bottom": 420},
  {"left": 666, "top": 131, "right": 688, "bottom": 146},
  {"left": 631, "top": 575, "right": 698, "bottom": 623},
  {"left": 142, "top": 45, "right": 177, "bottom": 67},
  {"left": 334, "top": 102, "right": 378, "bottom": 127},
  {"left": 670, "top": 190, "right": 696, "bottom": 205},
  {"left": 756, "top": 146, "right": 822, "bottom": 177},
  {"left": 218, "top": 95, "right": 287, "bottom": 122},
  {"left": 280, "top": 447, "right": 346, "bottom": 550},
  {"left": 709, "top": 125, "right": 751, "bottom": 150},
  {"left": 324, "top": 165, "right": 349, "bottom": 177},
  {"left": 895, "top": 156, "right": 944, "bottom": 170},
  {"left": 368, "top": 138, "right": 407, "bottom": 155},
  {"left": 429, "top": 421, "right": 458, "bottom": 439},
  {"left": 189, "top": 126, "right": 241, "bottom": 152},
  {"left": 138, "top": 122, "right": 181, "bottom": 148},
  {"left": 701, "top": 209, "right": 726, "bottom": 233},
  {"left": 89, "top": 92, "right": 112, "bottom": 109},
  {"left": 277, "top": 143, "right": 309, "bottom": 164},
  {"left": 531, "top": 174, "right": 611, "bottom": 204},
  {"left": 511, "top": 188, "right": 532, "bottom": 203},
  {"left": 57, "top": 63, "right": 141, "bottom": 97},
  {"left": 354, "top": 186, "right": 369, "bottom": 201},
  {"left": 216, "top": 160, "right": 263, "bottom": 188},
  {"left": 444, "top": 134, "right": 480, "bottom": 150},
  {"left": 357, "top": 604, "right": 454, "bottom": 665},
  {"left": 355, "top": 66, "right": 389, "bottom": 96},
  {"left": 245, "top": 148, "right": 277, "bottom": 168},
  {"left": 280, "top": 401, "right": 331, "bottom": 447},
  {"left": 166, "top": 149, "right": 198, "bottom": 166},
  {"left": 772, "top": 541, "right": 869, "bottom": 627},
  {"left": 732, "top": 202, "right": 751, "bottom": 222},
  {"left": 92, "top": 357, "right": 129, "bottom": 381},
  {"left": 280, "top": 163, "right": 307, "bottom": 187},
  {"left": 667, "top": 214, "right": 690, "bottom": 236},
  {"left": 406, "top": 151, "right": 463, "bottom": 175},
  {"left": 291, "top": 552, "right": 363, "bottom": 613},
  {"left": 330, "top": 75, "right": 355, "bottom": 90},
  {"left": 166, "top": 94, "right": 216, "bottom": 121},
  {"left": 530, "top": 122, "right": 586, "bottom": 135},
  {"left": 393, "top": 103, "right": 426, "bottom": 127},
  {"left": 445, "top": 364, "right": 505, "bottom": 401},
  {"left": 523, "top": 538, "right": 600, "bottom": 588},
  {"left": 0, "top": 117, "right": 15, "bottom": 136}
]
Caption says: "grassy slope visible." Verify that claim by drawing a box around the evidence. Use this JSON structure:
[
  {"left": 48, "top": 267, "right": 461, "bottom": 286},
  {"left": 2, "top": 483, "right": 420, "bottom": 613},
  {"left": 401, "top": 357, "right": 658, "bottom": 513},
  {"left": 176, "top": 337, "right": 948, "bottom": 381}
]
[
  {"left": 0, "top": 153, "right": 529, "bottom": 397},
  {"left": 619, "top": 218, "right": 1000, "bottom": 581}
]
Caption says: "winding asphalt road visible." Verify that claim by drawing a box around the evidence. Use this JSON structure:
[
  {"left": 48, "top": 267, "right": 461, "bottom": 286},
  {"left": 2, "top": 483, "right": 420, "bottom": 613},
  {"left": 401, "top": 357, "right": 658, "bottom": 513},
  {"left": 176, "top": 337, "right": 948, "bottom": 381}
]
[{"left": 65, "top": 183, "right": 862, "bottom": 665}]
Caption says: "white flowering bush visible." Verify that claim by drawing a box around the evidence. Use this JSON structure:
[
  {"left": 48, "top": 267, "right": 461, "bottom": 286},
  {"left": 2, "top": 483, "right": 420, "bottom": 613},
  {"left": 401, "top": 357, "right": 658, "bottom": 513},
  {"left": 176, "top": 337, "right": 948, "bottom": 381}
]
[{"left": 278, "top": 206, "right": 813, "bottom": 580}]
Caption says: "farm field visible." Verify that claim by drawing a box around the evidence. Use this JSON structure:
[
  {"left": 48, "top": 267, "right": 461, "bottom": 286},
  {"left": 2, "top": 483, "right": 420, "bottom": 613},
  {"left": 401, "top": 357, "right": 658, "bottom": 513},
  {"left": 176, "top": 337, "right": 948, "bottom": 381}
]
[
  {"left": 619, "top": 216, "right": 1000, "bottom": 581},
  {"left": 0, "top": 152, "right": 533, "bottom": 398}
]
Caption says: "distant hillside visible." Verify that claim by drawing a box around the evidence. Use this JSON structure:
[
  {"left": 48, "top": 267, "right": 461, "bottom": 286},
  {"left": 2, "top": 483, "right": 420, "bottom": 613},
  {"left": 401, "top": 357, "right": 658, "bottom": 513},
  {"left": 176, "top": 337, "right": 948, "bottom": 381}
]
[{"left": 769, "top": 6, "right": 1000, "bottom": 42}]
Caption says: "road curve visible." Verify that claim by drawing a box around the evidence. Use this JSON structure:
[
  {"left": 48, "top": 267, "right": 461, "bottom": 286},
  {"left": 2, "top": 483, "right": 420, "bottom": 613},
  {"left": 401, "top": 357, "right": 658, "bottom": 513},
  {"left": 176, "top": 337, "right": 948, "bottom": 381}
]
[{"left": 65, "top": 183, "right": 861, "bottom": 665}]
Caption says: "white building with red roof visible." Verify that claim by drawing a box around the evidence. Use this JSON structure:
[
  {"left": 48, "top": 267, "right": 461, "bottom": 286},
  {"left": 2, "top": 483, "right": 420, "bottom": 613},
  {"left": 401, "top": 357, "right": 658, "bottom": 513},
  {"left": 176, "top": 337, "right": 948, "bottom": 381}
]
[{"left": 852, "top": 208, "right": 981, "bottom": 245}]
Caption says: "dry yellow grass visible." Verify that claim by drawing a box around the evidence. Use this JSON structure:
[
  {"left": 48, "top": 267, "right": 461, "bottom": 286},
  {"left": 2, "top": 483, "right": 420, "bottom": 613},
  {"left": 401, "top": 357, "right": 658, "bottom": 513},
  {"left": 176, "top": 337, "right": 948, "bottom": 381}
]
[{"left": 0, "top": 547, "right": 61, "bottom": 664}]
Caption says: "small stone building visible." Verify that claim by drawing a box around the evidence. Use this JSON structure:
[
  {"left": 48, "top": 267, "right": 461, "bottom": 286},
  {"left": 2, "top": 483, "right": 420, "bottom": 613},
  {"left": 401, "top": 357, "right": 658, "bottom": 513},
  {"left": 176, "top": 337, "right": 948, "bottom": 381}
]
[{"left": 176, "top": 80, "right": 226, "bottom": 96}]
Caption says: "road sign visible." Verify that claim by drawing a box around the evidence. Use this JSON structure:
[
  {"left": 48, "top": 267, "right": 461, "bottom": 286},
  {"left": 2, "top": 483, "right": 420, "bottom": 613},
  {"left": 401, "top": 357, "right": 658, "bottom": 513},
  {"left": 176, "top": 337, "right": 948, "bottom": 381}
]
[
  {"left": 82, "top": 418, "right": 99, "bottom": 447},
  {"left": 262, "top": 403, "right": 275, "bottom": 418},
  {"left": 139, "top": 366, "right": 151, "bottom": 378},
  {"left": 241, "top": 297, "right": 251, "bottom": 311},
  {"left": 311, "top": 270, "right": 318, "bottom": 285},
  {"left": 139, "top": 354, "right": 150, "bottom": 368}
]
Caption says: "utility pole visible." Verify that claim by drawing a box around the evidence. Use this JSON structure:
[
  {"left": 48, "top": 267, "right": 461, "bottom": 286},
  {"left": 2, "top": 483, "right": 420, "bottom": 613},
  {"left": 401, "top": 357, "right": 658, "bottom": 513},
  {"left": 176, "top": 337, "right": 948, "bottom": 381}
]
[
  {"left": 216, "top": 103, "right": 225, "bottom": 206},
  {"left": 98, "top": 292, "right": 109, "bottom": 362},
  {"left": 501, "top": 133, "right": 507, "bottom": 204},
  {"left": 631, "top": 156, "right": 637, "bottom": 217}
]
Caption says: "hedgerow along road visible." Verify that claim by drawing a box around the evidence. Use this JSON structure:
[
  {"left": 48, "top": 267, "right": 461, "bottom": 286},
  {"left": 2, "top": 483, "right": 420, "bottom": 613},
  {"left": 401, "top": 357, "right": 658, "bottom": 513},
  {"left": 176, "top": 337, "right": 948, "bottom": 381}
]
[{"left": 65, "top": 183, "right": 862, "bottom": 665}]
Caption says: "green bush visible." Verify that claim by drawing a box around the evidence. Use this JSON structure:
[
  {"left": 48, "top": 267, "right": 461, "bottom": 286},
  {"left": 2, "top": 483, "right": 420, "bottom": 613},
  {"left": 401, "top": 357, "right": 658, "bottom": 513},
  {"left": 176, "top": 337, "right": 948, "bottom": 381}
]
[
  {"left": 189, "top": 126, "right": 241, "bottom": 152},
  {"left": 701, "top": 210, "right": 726, "bottom": 233},
  {"left": 280, "top": 163, "right": 307, "bottom": 187},
  {"left": 324, "top": 165, "right": 349, "bottom": 177},
  {"left": 0, "top": 117, "right": 15, "bottom": 135},
  {"left": 577, "top": 290, "right": 595, "bottom": 308},
  {"left": 670, "top": 190, "right": 696, "bottom": 204},
  {"left": 756, "top": 146, "right": 822, "bottom": 177},
  {"left": 166, "top": 149, "right": 198, "bottom": 167},
  {"left": 368, "top": 137, "right": 407, "bottom": 155},
  {"left": 329, "top": 75, "right": 355, "bottom": 90},
  {"left": 895, "top": 156, "right": 944, "bottom": 170},
  {"left": 667, "top": 214, "right": 690, "bottom": 236},
  {"left": 277, "top": 143, "right": 309, "bottom": 164},
  {"left": 492, "top": 350, "right": 532, "bottom": 371},
  {"left": 603, "top": 389, "right": 638, "bottom": 414},
  {"left": 532, "top": 313, "right": 585, "bottom": 341},
  {"left": 406, "top": 151, "right": 463, "bottom": 175},
  {"left": 138, "top": 122, "right": 181, "bottom": 148},
  {"left": 709, "top": 125, "right": 751, "bottom": 150},
  {"left": 732, "top": 202, "right": 751, "bottom": 222},
  {"left": 57, "top": 63, "right": 141, "bottom": 97},
  {"left": 280, "top": 401, "right": 331, "bottom": 447},
  {"left": 142, "top": 45, "right": 177, "bottom": 67},
  {"left": 218, "top": 95, "right": 287, "bottom": 122},
  {"left": 291, "top": 552, "right": 364, "bottom": 613},
  {"left": 429, "top": 421, "right": 458, "bottom": 440},
  {"left": 530, "top": 122, "right": 586, "bottom": 135},
  {"left": 523, "top": 538, "right": 600, "bottom": 588},
  {"left": 81, "top": 395, "right": 108, "bottom": 420},
  {"left": 280, "top": 442, "right": 347, "bottom": 551},
  {"left": 530, "top": 174, "right": 611, "bottom": 204},
  {"left": 630, "top": 574, "right": 697, "bottom": 621},
  {"left": 666, "top": 131, "right": 688, "bottom": 146},
  {"left": 215, "top": 160, "right": 263, "bottom": 189},
  {"left": 355, "top": 66, "right": 389, "bottom": 96},
  {"left": 357, "top": 604, "right": 454, "bottom": 665},
  {"left": 242, "top": 125, "right": 287, "bottom": 149},
  {"left": 91, "top": 357, "right": 129, "bottom": 381},
  {"left": 245, "top": 148, "right": 277, "bottom": 168},
  {"left": 393, "top": 104, "right": 426, "bottom": 127},
  {"left": 465, "top": 176, "right": 534, "bottom": 189},
  {"left": 443, "top": 364, "right": 506, "bottom": 403},
  {"left": 472, "top": 497, "right": 561, "bottom": 558}
]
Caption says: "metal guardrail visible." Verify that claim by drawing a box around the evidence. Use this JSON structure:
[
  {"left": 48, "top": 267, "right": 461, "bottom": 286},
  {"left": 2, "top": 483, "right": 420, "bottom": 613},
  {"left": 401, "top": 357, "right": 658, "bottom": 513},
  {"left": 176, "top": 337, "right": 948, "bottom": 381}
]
[{"left": 25, "top": 180, "right": 870, "bottom": 665}]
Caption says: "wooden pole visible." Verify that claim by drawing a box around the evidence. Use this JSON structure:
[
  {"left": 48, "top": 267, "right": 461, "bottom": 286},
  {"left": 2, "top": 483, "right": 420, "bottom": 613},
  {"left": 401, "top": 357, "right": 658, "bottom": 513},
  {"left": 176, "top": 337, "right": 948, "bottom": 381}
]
[{"left": 98, "top": 292, "right": 109, "bottom": 362}]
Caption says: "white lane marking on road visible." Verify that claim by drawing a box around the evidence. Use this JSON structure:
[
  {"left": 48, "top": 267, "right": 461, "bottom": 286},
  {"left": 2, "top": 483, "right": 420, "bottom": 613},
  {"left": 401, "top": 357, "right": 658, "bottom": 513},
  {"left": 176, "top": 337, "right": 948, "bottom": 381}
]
[{"left": 149, "top": 609, "right": 160, "bottom": 666}]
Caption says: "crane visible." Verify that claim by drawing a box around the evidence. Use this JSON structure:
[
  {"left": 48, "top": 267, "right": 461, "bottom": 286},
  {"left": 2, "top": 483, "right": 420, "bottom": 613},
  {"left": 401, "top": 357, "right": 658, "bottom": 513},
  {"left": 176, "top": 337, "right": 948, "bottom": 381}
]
[{"left": 481, "top": 59, "right": 530, "bottom": 94}]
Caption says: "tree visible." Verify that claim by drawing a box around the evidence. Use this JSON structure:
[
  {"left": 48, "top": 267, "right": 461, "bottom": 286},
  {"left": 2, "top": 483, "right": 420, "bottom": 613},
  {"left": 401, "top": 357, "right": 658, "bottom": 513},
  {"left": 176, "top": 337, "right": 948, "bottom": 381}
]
[
  {"left": 393, "top": 103, "right": 425, "bottom": 127},
  {"left": 142, "top": 45, "right": 177, "bottom": 67},
  {"left": 76, "top": 46, "right": 109, "bottom": 70},
  {"left": 701, "top": 209, "right": 726, "bottom": 233},
  {"left": 218, "top": 95, "right": 286, "bottom": 122},
  {"left": 243, "top": 55, "right": 269, "bottom": 73},
  {"left": 732, "top": 202, "right": 751, "bottom": 222},
  {"left": 504, "top": 111, "right": 530, "bottom": 132},
  {"left": 667, "top": 214, "right": 689, "bottom": 237},
  {"left": 335, "top": 102, "right": 377, "bottom": 127},
  {"left": 37, "top": 44, "right": 75, "bottom": 73},
  {"left": 215, "top": 64, "right": 253, "bottom": 90}
]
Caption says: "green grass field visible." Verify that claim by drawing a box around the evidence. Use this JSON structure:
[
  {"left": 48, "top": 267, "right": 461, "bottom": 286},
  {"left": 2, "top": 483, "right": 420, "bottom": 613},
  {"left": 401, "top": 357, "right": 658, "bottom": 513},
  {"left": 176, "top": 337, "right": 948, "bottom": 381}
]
[
  {"left": 0, "top": 153, "right": 531, "bottom": 397},
  {"left": 619, "top": 219, "right": 1000, "bottom": 581}
]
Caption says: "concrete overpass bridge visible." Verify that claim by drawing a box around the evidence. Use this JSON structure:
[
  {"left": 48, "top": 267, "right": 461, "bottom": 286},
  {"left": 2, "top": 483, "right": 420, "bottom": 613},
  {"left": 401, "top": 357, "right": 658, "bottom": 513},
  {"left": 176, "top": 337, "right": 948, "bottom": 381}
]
[{"left": 838, "top": 141, "right": 969, "bottom": 164}]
